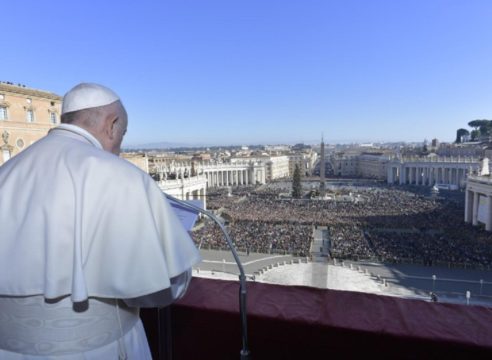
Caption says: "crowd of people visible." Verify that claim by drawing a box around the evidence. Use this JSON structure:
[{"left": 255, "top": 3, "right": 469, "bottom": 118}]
[{"left": 192, "top": 183, "right": 492, "bottom": 268}]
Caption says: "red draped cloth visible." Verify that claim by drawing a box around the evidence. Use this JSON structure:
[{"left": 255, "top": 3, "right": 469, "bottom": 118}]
[{"left": 142, "top": 277, "right": 492, "bottom": 359}]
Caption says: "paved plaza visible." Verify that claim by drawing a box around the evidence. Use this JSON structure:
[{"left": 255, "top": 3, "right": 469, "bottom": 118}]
[{"left": 196, "top": 249, "right": 492, "bottom": 307}]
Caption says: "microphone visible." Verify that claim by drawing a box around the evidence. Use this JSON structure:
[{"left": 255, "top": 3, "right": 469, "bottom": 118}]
[{"left": 164, "top": 193, "right": 251, "bottom": 360}]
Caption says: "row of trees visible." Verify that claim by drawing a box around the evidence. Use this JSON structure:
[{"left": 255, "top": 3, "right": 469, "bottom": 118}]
[{"left": 455, "top": 119, "right": 492, "bottom": 143}]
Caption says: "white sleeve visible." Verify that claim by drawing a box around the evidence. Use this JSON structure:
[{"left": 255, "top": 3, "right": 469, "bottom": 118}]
[{"left": 123, "top": 269, "right": 192, "bottom": 308}]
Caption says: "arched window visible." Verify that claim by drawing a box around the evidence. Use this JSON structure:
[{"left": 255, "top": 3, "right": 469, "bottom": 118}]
[
  {"left": 0, "top": 106, "right": 7, "bottom": 120},
  {"left": 50, "top": 112, "right": 57, "bottom": 124},
  {"left": 26, "top": 109, "right": 34, "bottom": 123}
]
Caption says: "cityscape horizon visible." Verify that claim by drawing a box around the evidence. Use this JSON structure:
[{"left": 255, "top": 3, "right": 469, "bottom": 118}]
[{"left": 3, "top": 1, "right": 492, "bottom": 146}]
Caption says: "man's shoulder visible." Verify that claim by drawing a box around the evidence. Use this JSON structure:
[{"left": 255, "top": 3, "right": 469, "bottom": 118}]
[{"left": 77, "top": 147, "right": 149, "bottom": 180}]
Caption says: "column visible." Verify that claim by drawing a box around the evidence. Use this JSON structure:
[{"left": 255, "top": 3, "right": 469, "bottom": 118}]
[
  {"left": 387, "top": 166, "right": 394, "bottom": 184},
  {"left": 487, "top": 195, "right": 492, "bottom": 231},
  {"left": 465, "top": 190, "right": 471, "bottom": 222},
  {"left": 202, "top": 188, "right": 207, "bottom": 209},
  {"left": 472, "top": 191, "right": 479, "bottom": 226},
  {"left": 245, "top": 170, "right": 249, "bottom": 185},
  {"left": 226, "top": 170, "right": 229, "bottom": 186}
]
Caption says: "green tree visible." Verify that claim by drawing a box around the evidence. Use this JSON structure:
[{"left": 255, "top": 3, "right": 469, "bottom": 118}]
[
  {"left": 471, "top": 129, "right": 480, "bottom": 141},
  {"left": 468, "top": 119, "right": 490, "bottom": 129},
  {"left": 292, "top": 164, "right": 302, "bottom": 198},
  {"left": 468, "top": 119, "right": 492, "bottom": 140},
  {"left": 455, "top": 128, "right": 470, "bottom": 143}
]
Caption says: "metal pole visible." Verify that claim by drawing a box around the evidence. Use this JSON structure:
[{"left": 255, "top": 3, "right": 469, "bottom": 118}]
[{"left": 165, "top": 194, "right": 251, "bottom": 359}]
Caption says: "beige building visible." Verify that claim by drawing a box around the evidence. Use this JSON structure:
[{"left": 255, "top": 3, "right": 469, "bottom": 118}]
[
  {"left": 265, "top": 155, "right": 290, "bottom": 181},
  {"left": 332, "top": 154, "right": 358, "bottom": 177},
  {"left": 231, "top": 155, "right": 289, "bottom": 181},
  {"left": 288, "top": 150, "right": 318, "bottom": 177},
  {"left": 0, "top": 82, "right": 62, "bottom": 165},
  {"left": 332, "top": 151, "right": 392, "bottom": 179},
  {"left": 357, "top": 152, "right": 391, "bottom": 179},
  {"left": 121, "top": 152, "right": 150, "bottom": 173}
]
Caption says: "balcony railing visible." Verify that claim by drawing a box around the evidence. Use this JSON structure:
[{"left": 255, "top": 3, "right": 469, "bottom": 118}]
[
  {"left": 141, "top": 277, "right": 492, "bottom": 359},
  {"left": 467, "top": 174, "right": 492, "bottom": 185}
]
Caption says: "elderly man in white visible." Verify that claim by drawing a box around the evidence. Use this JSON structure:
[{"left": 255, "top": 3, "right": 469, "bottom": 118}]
[{"left": 0, "top": 83, "right": 201, "bottom": 359}]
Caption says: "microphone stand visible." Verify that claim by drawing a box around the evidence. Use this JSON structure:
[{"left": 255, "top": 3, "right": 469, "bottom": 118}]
[{"left": 165, "top": 194, "right": 251, "bottom": 360}]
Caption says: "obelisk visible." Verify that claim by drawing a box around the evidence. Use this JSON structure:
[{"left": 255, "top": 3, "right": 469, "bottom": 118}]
[{"left": 319, "top": 135, "right": 325, "bottom": 197}]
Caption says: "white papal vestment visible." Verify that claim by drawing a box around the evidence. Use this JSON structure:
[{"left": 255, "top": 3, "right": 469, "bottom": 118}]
[{"left": 0, "top": 124, "right": 201, "bottom": 359}]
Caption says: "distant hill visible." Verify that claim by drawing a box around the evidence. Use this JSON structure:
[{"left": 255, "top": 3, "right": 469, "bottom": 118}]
[{"left": 123, "top": 141, "right": 198, "bottom": 150}]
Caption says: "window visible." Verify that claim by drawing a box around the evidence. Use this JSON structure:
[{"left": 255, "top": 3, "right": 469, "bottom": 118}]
[
  {"left": 50, "top": 112, "right": 57, "bottom": 124},
  {"left": 0, "top": 107, "right": 7, "bottom": 120},
  {"left": 26, "top": 110, "right": 34, "bottom": 123},
  {"left": 2, "top": 149, "right": 10, "bottom": 162}
]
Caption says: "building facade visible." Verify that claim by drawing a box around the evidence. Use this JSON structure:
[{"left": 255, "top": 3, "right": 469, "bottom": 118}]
[
  {"left": 121, "top": 152, "right": 150, "bottom": 173},
  {"left": 465, "top": 174, "right": 492, "bottom": 231},
  {"left": 153, "top": 160, "right": 267, "bottom": 187},
  {"left": 265, "top": 155, "right": 290, "bottom": 181},
  {"left": 387, "top": 156, "right": 480, "bottom": 188},
  {"left": 0, "top": 82, "right": 62, "bottom": 164},
  {"left": 357, "top": 153, "right": 391, "bottom": 179},
  {"left": 157, "top": 175, "right": 208, "bottom": 209},
  {"left": 288, "top": 150, "right": 317, "bottom": 177},
  {"left": 331, "top": 152, "right": 391, "bottom": 179}
]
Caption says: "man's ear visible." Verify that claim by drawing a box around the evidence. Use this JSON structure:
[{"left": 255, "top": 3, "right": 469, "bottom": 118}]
[{"left": 107, "top": 116, "right": 119, "bottom": 140}]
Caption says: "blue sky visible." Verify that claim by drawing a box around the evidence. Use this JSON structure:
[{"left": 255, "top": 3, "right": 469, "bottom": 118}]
[{"left": 3, "top": 0, "right": 492, "bottom": 146}]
